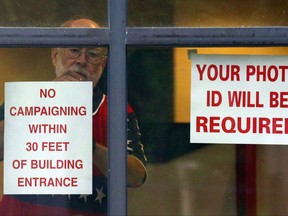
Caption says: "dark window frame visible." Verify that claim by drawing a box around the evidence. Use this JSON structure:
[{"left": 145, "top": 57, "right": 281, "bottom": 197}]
[{"left": 0, "top": 0, "right": 287, "bottom": 215}]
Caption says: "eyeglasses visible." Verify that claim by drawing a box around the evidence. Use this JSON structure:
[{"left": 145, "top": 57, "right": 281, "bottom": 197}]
[{"left": 63, "top": 48, "right": 105, "bottom": 64}]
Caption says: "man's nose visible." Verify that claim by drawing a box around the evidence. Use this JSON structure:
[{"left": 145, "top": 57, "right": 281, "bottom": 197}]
[{"left": 75, "top": 52, "right": 87, "bottom": 65}]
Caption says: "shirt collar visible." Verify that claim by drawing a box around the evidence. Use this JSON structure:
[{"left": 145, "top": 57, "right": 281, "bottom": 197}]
[{"left": 93, "top": 87, "right": 105, "bottom": 115}]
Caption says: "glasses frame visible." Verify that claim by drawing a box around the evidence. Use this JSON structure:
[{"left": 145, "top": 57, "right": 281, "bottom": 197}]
[{"left": 63, "top": 48, "right": 105, "bottom": 64}]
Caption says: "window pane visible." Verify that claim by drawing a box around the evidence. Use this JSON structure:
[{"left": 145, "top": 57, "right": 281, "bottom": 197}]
[
  {"left": 127, "top": 47, "right": 236, "bottom": 215},
  {"left": 0, "top": 1, "right": 107, "bottom": 27},
  {"left": 128, "top": 0, "right": 174, "bottom": 27},
  {"left": 128, "top": 0, "right": 288, "bottom": 27},
  {"left": 127, "top": 47, "right": 288, "bottom": 215},
  {"left": 0, "top": 48, "right": 54, "bottom": 102},
  {"left": 0, "top": 47, "right": 109, "bottom": 215}
]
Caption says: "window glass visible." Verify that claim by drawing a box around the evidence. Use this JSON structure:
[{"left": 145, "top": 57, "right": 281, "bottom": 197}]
[
  {"left": 0, "top": 48, "right": 54, "bottom": 202},
  {"left": 127, "top": 47, "right": 288, "bottom": 216},
  {"left": 0, "top": 1, "right": 107, "bottom": 27},
  {"left": 128, "top": 0, "right": 174, "bottom": 27},
  {"left": 128, "top": 0, "right": 288, "bottom": 27},
  {"left": 126, "top": 48, "right": 236, "bottom": 215},
  {"left": 0, "top": 47, "right": 109, "bottom": 215}
]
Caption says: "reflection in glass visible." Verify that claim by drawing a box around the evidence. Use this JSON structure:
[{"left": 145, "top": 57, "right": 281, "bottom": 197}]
[
  {"left": 2, "top": 1, "right": 288, "bottom": 27},
  {"left": 0, "top": 0, "right": 107, "bottom": 27},
  {"left": 128, "top": 0, "right": 288, "bottom": 27},
  {"left": 127, "top": 47, "right": 288, "bottom": 216},
  {"left": 0, "top": 47, "right": 110, "bottom": 215}
]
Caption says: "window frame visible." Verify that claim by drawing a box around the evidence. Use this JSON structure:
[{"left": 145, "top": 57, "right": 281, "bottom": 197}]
[{"left": 0, "top": 0, "right": 287, "bottom": 215}]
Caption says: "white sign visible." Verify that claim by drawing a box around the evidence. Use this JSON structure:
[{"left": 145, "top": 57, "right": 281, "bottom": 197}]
[
  {"left": 4, "top": 82, "right": 93, "bottom": 194},
  {"left": 190, "top": 54, "right": 288, "bottom": 144}
]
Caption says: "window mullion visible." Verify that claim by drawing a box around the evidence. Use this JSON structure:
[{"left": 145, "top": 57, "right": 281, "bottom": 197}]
[
  {"left": 108, "top": 0, "right": 127, "bottom": 215},
  {"left": 126, "top": 27, "right": 288, "bottom": 46},
  {"left": 0, "top": 28, "right": 109, "bottom": 47}
]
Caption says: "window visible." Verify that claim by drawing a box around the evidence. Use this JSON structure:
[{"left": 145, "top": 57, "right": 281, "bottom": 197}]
[{"left": 1, "top": 0, "right": 288, "bottom": 215}]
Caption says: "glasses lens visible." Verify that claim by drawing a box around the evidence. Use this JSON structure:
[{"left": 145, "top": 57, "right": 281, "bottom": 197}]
[
  {"left": 86, "top": 49, "right": 102, "bottom": 64},
  {"left": 65, "top": 48, "right": 82, "bottom": 58},
  {"left": 63, "top": 48, "right": 103, "bottom": 64},
  {"left": 64, "top": 48, "right": 103, "bottom": 64}
]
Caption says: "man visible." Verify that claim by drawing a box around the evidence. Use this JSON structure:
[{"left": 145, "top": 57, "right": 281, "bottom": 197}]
[{"left": 0, "top": 18, "right": 147, "bottom": 215}]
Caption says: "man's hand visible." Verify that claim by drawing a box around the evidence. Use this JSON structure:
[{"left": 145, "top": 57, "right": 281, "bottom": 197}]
[
  {"left": 93, "top": 143, "right": 146, "bottom": 188},
  {"left": 53, "top": 70, "right": 91, "bottom": 82}
]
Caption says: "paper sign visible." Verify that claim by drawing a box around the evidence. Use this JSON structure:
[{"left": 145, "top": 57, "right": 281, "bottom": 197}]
[
  {"left": 190, "top": 54, "right": 288, "bottom": 144},
  {"left": 4, "top": 82, "right": 92, "bottom": 194}
]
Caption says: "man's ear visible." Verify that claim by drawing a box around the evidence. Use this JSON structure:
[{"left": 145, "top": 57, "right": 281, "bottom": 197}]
[{"left": 51, "top": 48, "right": 58, "bottom": 67}]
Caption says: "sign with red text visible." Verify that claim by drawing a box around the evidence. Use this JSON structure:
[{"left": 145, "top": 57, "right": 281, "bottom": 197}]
[
  {"left": 190, "top": 54, "right": 288, "bottom": 144},
  {"left": 4, "top": 82, "right": 93, "bottom": 194}
]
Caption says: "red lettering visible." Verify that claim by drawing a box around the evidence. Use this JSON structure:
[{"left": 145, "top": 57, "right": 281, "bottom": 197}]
[
  {"left": 195, "top": 116, "right": 288, "bottom": 134},
  {"left": 18, "top": 177, "right": 24, "bottom": 187},
  {"left": 258, "top": 118, "right": 270, "bottom": 133},
  {"left": 272, "top": 118, "right": 283, "bottom": 134},
  {"left": 196, "top": 64, "right": 240, "bottom": 81},
  {"left": 196, "top": 116, "right": 208, "bottom": 132},
  {"left": 18, "top": 177, "right": 78, "bottom": 187},
  {"left": 270, "top": 91, "right": 288, "bottom": 108},
  {"left": 221, "top": 117, "right": 236, "bottom": 133},
  {"left": 279, "top": 65, "right": 288, "bottom": 81},
  {"left": 270, "top": 92, "right": 278, "bottom": 107},
  {"left": 228, "top": 91, "right": 263, "bottom": 107},
  {"left": 210, "top": 116, "right": 220, "bottom": 132},
  {"left": 9, "top": 107, "right": 16, "bottom": 116},
  {"left": 207, "top": 91, "right": 222, "bottom": 107},
  {"left": 196, "top": 64, "right": 207, "bottom": 80},
  {"left": 246, "top": 65, "right": 288, "bottom": 82},
  {"left": 41, "top": 141, "right": 70, "bottom": 151},
  {"left": 40, "top": 88, "right": 56, "bottom": 98},
  {"left": 207, "top": 64, "right": 218, "bottom": 81}
]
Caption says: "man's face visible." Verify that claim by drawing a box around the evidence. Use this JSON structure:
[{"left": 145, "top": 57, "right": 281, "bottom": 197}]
[
  {"left": 51, "top": 19, "right": 107, "bottom": 87},
  {"left": 52, "top": 47, "right": 107, "bottom": 87}
]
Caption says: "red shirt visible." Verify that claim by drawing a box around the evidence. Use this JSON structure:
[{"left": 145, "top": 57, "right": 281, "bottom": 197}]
[{"left": 0, "top": 88, "right": 146, "bottom": 216}]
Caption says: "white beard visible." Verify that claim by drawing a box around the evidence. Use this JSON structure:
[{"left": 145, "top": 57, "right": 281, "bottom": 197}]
[{"left": 55, "top": 62, "right": 89, "bottom": 78}]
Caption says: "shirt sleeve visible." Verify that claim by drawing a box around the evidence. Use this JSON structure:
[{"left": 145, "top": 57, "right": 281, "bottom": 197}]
[
  {"left": 0, "top": 102, "right": 4, "bottom": 120},
  {"left": 126, "top": 112, "right": 147, "bottom": 167}
]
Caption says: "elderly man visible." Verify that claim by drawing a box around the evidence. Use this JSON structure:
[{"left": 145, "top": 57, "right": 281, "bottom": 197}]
[{"left": 0, "top": 18, "right": 147, "bottom": 216}]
